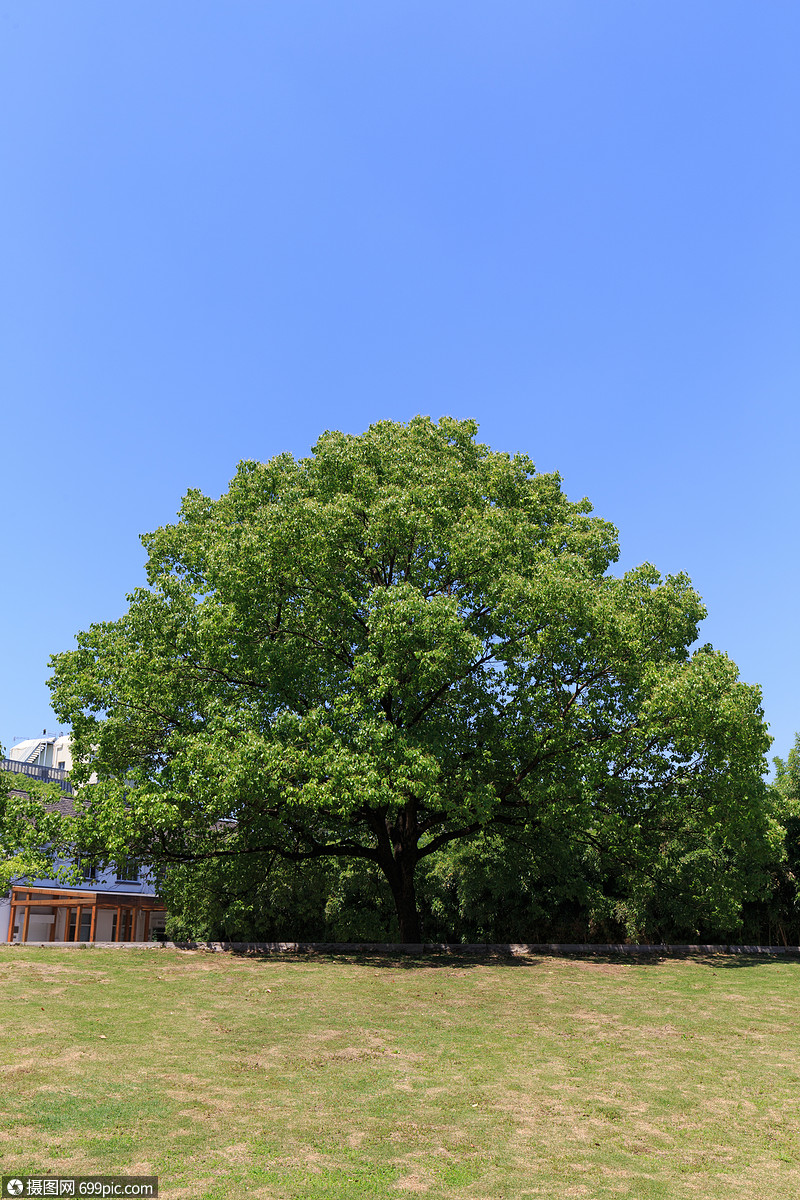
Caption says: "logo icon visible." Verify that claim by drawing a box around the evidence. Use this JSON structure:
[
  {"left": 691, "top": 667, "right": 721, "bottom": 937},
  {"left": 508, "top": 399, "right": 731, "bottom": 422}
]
[{"left": 6, "top": 1182, "right": 24, "bottom": 1197}]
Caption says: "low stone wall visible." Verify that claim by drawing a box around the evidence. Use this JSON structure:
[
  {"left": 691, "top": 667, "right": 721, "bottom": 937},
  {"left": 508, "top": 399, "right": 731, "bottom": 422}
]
[{"left": 4, "top": 940, "right": 800, "bottom": 956}]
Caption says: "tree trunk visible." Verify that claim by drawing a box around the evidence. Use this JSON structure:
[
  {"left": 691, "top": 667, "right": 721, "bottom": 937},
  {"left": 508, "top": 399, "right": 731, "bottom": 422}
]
[
  {"left": 379, "top": 848, "right": 421, "bottom": 943},
  {"left": 371, "top": 800, "right": 422, "bottom": 944},
  {"left": 392, "top": 859, "right": 422, "bottom": 943}
]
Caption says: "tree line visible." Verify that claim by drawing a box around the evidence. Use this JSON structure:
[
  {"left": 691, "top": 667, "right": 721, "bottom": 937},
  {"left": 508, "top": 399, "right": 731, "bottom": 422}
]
[{"left": 4, "top": 418, "right": 797, "bottom": 943}]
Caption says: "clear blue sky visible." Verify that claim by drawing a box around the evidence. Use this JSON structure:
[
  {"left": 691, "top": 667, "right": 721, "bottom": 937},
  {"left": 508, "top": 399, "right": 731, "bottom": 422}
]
[{"left": 1, "top": 3, "right": 798, "bottom": 766}]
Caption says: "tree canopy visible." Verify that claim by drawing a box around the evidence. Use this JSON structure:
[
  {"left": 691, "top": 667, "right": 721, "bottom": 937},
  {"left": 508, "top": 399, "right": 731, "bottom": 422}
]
[{"left": 49, "top": 416, "right": 774, "bottom": 941}]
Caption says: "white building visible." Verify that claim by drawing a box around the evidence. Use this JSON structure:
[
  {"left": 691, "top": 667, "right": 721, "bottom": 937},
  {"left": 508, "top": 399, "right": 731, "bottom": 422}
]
[
  {"left": 9, "top": 733, "right": 74, "bottom": 772},
  {"left": 1, "top": 734, "right": 166, "bottom": 943}
]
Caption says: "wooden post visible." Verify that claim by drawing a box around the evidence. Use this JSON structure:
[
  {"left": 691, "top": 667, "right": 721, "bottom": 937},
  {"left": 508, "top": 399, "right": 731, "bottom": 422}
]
[
  {"left": 7, "top": 903, "right": 16, "bottom": 942},
  {"left": 142, "top": 910, "right": 151, "bottom": 943},
  {"left": 73, "top": 906, "right": 82, "bottom": 942},
  {"left": 22, "top": 905, "right": 31, "bottom": 944},
  {"left": 128, "top": 907, "right": 136, "bottom": 942},
  {"left": 114, "top": 906, "right": 121, "bottom": 942},
  {"left": 49, "top": 914, "right": 56, "bottom": 942},
  {"left": 89, "top": 901, "right": 97, "bottom": 943}
]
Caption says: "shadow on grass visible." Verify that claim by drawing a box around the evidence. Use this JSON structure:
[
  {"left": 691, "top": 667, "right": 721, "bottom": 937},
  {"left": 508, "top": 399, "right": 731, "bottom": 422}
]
[
  {"left": 229, "top": 948, "right": 533, "bottom": 969},
  {"left": 223, "top": 946, "right": 800, "bottom": 971},
  {"left": 693, "top": 954, "right": 799, "bottom": 969}
]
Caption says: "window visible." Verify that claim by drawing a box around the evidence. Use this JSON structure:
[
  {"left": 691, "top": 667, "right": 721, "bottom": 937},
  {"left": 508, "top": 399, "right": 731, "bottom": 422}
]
[
  {"left": 115, "top": 858, "right": 140, "bottom": 883},
  {"left": 78, "top": 858, "right": 97, "bottom": 882},
  {"left": 67, "top": 909, "right": 92, "bottom": 942},
  {"left": 111, "top": 910, "right": 134, "bottom": 941}
]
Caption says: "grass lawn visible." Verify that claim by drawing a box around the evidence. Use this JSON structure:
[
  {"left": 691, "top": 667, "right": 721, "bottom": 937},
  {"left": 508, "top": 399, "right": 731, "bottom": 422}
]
[{"left": 0, "top": 948, "right": 799, "bottom": 1198}]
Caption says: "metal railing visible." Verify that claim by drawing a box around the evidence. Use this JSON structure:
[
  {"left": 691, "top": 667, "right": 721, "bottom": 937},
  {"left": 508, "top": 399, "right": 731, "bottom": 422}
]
[{"left": 0, "top": 757, "right": 74, "bottom": 794}]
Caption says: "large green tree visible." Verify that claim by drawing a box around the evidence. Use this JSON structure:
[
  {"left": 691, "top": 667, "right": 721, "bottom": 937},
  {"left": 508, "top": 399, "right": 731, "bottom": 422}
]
[{"left": 49, "top": 417, "right": 773, "bottom": 941}]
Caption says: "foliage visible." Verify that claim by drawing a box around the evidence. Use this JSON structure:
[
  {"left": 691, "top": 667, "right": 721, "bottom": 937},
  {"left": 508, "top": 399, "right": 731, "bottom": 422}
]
[
  {"left": 773, "top": 733, "right": 800, "bottom": 806},
  {"left": 49, "top": 416, "right": 774, "bottom": 941},
  {"left": 161, "top": 853, "right": 399, "bottom": 943},
  {"left": 0, "top": 754, "right": 75, "bottom": 893},
  {"left": 738, "top": 735, "right": 800, "bottom": 945},
  {"left": 165, "top": 813, "right": 783, "bottom": 947}
]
